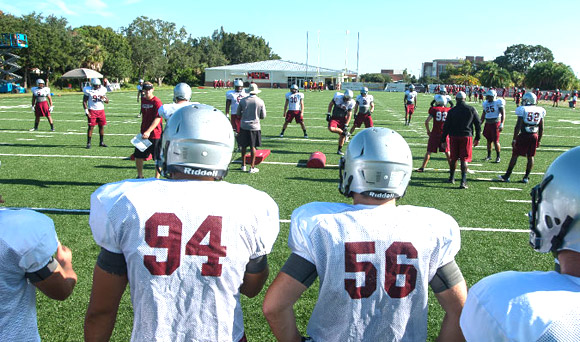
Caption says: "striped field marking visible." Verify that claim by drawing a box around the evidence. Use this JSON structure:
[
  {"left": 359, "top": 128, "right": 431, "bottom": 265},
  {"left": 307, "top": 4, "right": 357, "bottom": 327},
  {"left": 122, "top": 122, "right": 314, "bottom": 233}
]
[
  {"left": 488, "top": 187, "right": 522, "bottom": 191},
  {"left": 506, "top": 200, "right": 532, "bottom": 203}
]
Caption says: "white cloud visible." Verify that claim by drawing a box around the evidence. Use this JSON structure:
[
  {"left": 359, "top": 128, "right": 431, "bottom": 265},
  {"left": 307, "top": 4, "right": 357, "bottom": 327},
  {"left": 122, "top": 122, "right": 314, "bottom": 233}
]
[
  {"left": 51, "top": 0, "right": 78, "bottom": 16},
  {"left": 83, "top": 0, "right": 113, "bottom": 17}
]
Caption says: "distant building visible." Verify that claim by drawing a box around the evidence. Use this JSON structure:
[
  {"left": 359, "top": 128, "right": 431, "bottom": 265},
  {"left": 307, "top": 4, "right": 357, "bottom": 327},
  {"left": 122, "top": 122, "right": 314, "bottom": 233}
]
[
  {"left": 204, "top": 60, "right": 353, "bottom": 89},
  {"left": 381, "top": 69, "right": 404, "bottom": 82},
  {"left": 422, "top": 56, "right": 484, "bottom": 78}
]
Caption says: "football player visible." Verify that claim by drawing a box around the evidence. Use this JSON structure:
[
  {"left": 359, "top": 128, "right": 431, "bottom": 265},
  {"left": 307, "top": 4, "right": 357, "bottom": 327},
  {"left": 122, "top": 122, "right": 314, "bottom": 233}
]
[
  {"left": 135, "top": 82, "right": 163, "bottom": 179},
  {"left": 30, "top": 78, "right": 54, "bottom": 131},
  {"left": 417, "top": 94, "right": 451, "bottom": 172},
  {"left": 225, "top": 79, "right": 249, "bottom": 135},
  {"left": 552, "top": 88, "right": 561, "bottom": 107},
  {"left": 430, "top": 87, "right": 454, "bottom": 108},
  {"left": 263, "top": 127, "right": 467, "bottom": 342},
  {"left": 279, "top": 84, "right": 307, "bottom": 138},
  {"left": 349, "top": 87, "right": 374, "bottom": 136},
  {"left": 83, "top": 78, "right": 109, "bottom": 149},
  {"left": 481, "top": 89, "right": 506, "bottom": 163},
  {"left": 136, "top": 79, "right": 144, "bottom": 102},
  {"left": 158, "top": 83, "right": 197, "bottom": 121},
  {"left": 498, "top": 92, "right": 545, "bottom": 184},
  {"left": 403, "top": 84, "right": 417, "bottom": 125},
  {"left": 84, "top": 105, "right": 279, "bottom": 341},
  {"left": 0, "top": 208, "right": 77, "bottom": 341},
  {"left": 461, "top": 146, "right": 580, "bottom": 341},
  {"left": 326, "top": 89, "right": 355, "bottom": 155}
]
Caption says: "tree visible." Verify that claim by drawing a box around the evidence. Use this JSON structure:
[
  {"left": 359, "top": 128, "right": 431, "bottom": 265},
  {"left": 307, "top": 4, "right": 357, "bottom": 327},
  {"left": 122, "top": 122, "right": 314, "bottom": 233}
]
[
  {"left": 475, "top": 62, "right": 512, "bottom": 88},
  {"left": 359, "top": 73, "right": 392, "bottom": 83},
  {"left": 221, "top": 30, "right": 280, "bottom": 65},
  {"left": 494, "top": 44, "right": 554, "bottom": 74},
  {"left": 525, "top": 62, "right": 579, "bottom": 90}
]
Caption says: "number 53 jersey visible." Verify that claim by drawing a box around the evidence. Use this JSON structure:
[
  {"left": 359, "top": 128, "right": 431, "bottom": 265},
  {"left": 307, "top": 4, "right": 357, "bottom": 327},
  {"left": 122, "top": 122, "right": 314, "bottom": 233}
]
[
  {"left": 288, "top": 202, "right": 460, "bottom": 342},
  {"left": 89, "top": 179, "right": 280, "bottom": 342}
]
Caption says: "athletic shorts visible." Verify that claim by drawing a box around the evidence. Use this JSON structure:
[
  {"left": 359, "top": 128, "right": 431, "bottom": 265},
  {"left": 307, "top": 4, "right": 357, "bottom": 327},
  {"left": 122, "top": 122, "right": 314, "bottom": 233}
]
[
  {"left": 483, "top": 122, "right": 501, "bottom": 143},
  {"left": 285, "top": 110, "right": 303, "bottom": 124},
  {"left": 428, "top": 134, "right": 448, "bottom": 153},
  {"left": 34, "top": 101, "right": 50, "bottom": 118},
  {"left": 353, "top": 113, "right": 373, "bottom": 128},
  {"left": 87, "top": 109, "right": 106, "bottom": 127},
  {"left": 513, "top": 133, "right": 539, "bottom": 157},
  {"left": 329, "top": 117, "right": 347, "bottom": 130},
  {"left": 230, "top": 114, "right": 241, "bottom": 133},
  {"left": 405, "top": 104, "right": 415, "bottom": 115},
  {"left": 134, "top": 138, "right": 160, "bottom": 159},
  {"left": 449, "top": 136, "right": 473, "bottom": 162},
  {"left": 237, "top": 129, "right": 262, "bottom": 148}
]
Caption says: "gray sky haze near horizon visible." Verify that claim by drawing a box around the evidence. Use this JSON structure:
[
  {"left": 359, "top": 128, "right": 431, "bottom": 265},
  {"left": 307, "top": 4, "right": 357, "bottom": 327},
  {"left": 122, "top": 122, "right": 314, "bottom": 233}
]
[{"left": 4, "top": 0, "right": 579, "bottom": 77}]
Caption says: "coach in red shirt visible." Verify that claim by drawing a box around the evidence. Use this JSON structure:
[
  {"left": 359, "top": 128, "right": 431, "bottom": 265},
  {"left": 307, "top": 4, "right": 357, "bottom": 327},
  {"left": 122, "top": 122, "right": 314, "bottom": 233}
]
[{"left": 136, "top": 82, "right": 163, "bottom": 179}]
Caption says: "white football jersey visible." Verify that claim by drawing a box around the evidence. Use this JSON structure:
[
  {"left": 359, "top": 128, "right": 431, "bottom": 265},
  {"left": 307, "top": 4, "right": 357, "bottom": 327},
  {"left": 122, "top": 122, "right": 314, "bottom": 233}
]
[
  {"left": 226, "top": 90, "right": 249, "bottom": 115},
  {"left": 355, "top": 94, "right": 374, "bottom": 114},
  {"left": 31, "top": 87, "right": 51, "bottom": 102},
  {"left": 405, "top": 90, "right": 417, "bottom": 104},
  {"left": 285, "top": 92, "right": 304, "bottom": 111},
  {"left": 288, "top": 202, "right": 460, "bottom": 342},
  {"left": 332, "top": 93, "right": 356, "bottom": 118},
  {"left": 83, "top": 86, "right": 108, "bottom": 110},
  {"left": 461, "top": 271, "right": 580, "bottom": 341},
  {"left": 482, "top": 99, "right": 505, "bottom": 121},
  {"left": 158, "top": 101, "right": 199, "bottom": 121},
  {"left": 90, "top": 179, "right": 279, "bottom": 342},
  {"left": 516, "top": 105, "right": 546, "bottom": 133},
  {"left": 0, "top": 209, "right": 59, "bottom": 342}
]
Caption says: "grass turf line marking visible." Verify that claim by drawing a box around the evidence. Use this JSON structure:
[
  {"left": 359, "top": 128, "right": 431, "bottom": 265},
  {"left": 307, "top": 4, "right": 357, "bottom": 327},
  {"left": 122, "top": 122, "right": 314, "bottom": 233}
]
[
  {"left": 489, "top": 187, "right": 523, "bottom": 191},
  {"left": 506, "top": 200, "right": 532, "bottom": 203}
]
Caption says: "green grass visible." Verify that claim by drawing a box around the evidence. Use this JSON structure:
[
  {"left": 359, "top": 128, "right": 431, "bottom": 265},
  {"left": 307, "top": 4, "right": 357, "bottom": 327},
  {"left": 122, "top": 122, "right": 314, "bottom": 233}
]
[{"left": 1, "top": 87, "right": 578, "bottom": 341}]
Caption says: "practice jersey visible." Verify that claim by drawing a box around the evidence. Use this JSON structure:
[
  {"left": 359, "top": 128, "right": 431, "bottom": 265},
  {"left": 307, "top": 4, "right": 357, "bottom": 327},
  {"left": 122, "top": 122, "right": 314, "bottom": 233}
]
[
  {"left": 83, "top": 86, "right": 108, "bottom": 110},
  {"left": 90, "top": 179, "right": 280, "bottom": 342},
  {"left": 31, "top": 86, "right": 51, "bottom": 103},
  {"left": 285, "top": 91, "right": 304, "bottom": 111},
  {"left": 461, "top": 271, "right": 580, "bottom": 342},
  {"left": 226, "top": 90, "right": 249, "bottom": 115},
  {"left": 288, "top": 202, "right": 460, "bottom": 342},
  {"left": 515, "top": 105, "right": 546, "bottom": 134},
  {"left": 0, "top": 209, "right": 59, "bottom": 342},
  {"left": 356, "top": 94, "right": 374, "bottom": 114},
  {"left": 331, "top": 93, "right": 356, "bottom": 118},
  {"left": 482, "top": 99, "right": 505, "bottom": 122},
  {"left": 404, "top": 90, "right": 417, "bottom": 104},
  {"left": 428, "top": 106, "right": 450, "bottom": 135},
  {"left": 158, "top": 101, "right": 199, "bottom": 121}
]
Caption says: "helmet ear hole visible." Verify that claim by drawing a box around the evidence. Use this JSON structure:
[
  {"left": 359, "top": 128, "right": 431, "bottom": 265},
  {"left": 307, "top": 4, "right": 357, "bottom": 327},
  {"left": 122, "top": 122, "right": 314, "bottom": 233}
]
[
  {"left": 554, "top": 217, "right": 561, "bottom": 226},
  {"left": 545, "top": 215, "right": 553, "bottom": 229}
]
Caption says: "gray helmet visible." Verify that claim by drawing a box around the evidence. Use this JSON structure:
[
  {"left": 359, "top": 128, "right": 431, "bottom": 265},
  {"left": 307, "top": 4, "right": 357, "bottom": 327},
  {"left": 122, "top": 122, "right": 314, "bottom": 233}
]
[
  {"left": 434, "top": 94, "right": 447, "bottom": 106},
  {"left": 529, "top": 146, "right": 580, "bottom": 254},
  {"left": 522, "top": 92, "right": 537, "bottom": 105},
  {"left": 485, "top": 89, "right": 497, "bottom": 100},
  {"left": 343, "top": 89, "right": 354, "bottom": 100},
  {"left": 36, "top": 79, "right": 45, "bottom": 85},
  {"left": 158, "top": 104, "right": 234, "bottom": 180},
  {"left": 290, "top": 84, "right": 299, "bottom": 91},
  {"left": 90, "top": 78, "right": 101, "bottom": 86},
  {"left": 361, "top": 87, "right": 369, "bottom": 94},
  {"left": 234, "top": 79, "right": 244, "bottom": 88},
  {"left": 174, "top": 82, "right": 192, "bottom": 102},
  {"left": 409, "top": 84, "right": 415, "bottom": 90},
  {"left": 339, "top": 127, "right": 412, "bottom": 199}
]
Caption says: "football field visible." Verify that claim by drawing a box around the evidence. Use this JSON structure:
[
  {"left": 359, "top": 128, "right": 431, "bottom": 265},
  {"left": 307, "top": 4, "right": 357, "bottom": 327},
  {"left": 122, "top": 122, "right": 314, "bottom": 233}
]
[{"left": 1, "top": 87, "right": 578, "bottom": 341}]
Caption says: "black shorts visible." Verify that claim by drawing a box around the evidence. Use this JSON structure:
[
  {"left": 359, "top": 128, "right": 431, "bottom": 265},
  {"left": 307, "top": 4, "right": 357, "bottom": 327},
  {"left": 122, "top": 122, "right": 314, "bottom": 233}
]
[
  {"left": 237, "top": 129, "right": 261, "bottom": 148},
  {"left": 134, "top": 138, "right": 160, "bottom": 159}
]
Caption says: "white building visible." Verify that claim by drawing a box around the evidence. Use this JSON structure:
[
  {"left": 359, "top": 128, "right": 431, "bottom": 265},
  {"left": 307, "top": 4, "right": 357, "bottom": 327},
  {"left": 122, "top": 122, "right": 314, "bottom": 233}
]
[{"left": 204, "top": 60, "right": 353, "bottom": 89}]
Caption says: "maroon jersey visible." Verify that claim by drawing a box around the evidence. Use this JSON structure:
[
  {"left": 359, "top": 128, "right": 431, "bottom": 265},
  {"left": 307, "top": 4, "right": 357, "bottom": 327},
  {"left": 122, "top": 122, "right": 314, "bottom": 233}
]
[
  {"left": 428, "top": 106, "right": 450, "bottom": 136},
  {"left": 140, "top": 96, "right": 163, "bottom": 139}
]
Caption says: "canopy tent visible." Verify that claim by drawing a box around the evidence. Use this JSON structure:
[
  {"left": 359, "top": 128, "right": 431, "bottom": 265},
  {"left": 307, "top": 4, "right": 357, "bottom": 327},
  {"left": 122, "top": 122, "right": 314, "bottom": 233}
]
[{"left": 61, "top": 68, "right": 103, "bottom": 79}]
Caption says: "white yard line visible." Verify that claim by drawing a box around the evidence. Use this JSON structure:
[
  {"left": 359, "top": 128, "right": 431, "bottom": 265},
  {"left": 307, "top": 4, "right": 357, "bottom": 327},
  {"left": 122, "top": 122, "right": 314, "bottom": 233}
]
[{"left": 489, "top": 187, "right": 522, "bottom": 191}]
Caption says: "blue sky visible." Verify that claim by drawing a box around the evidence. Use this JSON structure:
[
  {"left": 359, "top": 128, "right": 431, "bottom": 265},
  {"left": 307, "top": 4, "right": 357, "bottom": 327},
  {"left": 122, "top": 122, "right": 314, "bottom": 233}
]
[{"left": 4, "top": 0, "right": 579, "bottom": 77}]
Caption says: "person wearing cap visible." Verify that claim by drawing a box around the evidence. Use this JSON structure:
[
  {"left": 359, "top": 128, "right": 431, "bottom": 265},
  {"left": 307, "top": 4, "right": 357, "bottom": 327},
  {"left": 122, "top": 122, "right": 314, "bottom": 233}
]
[
  {"left": 349, "top": 87, "right": 374, "bottom": 136},
  {"left": 30, "top": 78, "right": 54, "bottom": 131},
  {"left": 135, "top": 82, "right": 163, "bottom": 179},
  {"left": 461, "top": 146, "right": 580, "bottom": 341},
  {"left": 83, "top": 78, "right": 109, "bottom": 149},
  {"left": 327, "top": 89, "right": 355, "bottom": 155},
  {"left": 263, "top": 127, "right": 467, "bottom": 342},
  {"left": 236, "top": 83, "right": 266, "bottom": 173},
  {"left": 440, "top": 91, "right": 481, "bottom": 189},
  {"left": 280, "top": 84, "right": 307, "bottom": 138},
  {"left": 403, "top": 84, "right": 418, "bottom": 125}
]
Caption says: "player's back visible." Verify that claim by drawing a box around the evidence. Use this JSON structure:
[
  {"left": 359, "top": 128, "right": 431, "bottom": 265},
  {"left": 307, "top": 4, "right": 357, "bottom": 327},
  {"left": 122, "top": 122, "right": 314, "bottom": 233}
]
[
  {"left": 90, "top": 179, "right": 279, "bottom": 342},
  {"left": 289, "top": 202, "right": 459, "bottom": 342}
]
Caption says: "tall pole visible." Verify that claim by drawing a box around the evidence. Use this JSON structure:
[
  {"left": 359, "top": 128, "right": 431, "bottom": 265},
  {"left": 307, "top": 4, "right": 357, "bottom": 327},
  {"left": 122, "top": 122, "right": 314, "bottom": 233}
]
[
  {"left": 305, "top": 31, "right": 309, "bottom": 87},
  {"left": 317, "top": 30, "right": 320, "bottom": 80},
  {"left": 356, "top": 32, "right": 360, "bottom": 82}
]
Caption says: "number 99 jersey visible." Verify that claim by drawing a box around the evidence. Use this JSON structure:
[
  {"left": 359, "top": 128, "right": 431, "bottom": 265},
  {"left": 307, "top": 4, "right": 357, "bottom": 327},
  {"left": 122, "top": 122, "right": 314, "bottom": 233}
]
[
  {"left": 288, "top": 202, "right": 460, "bottom": 341},
  {"left": 89, "top": 179, "right": 279, "bottom": 342}
]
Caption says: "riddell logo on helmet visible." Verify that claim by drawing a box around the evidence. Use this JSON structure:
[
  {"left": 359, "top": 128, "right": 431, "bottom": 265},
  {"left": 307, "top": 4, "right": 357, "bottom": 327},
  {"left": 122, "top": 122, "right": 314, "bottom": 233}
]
[
  {"left": 183, "top": 167, "right": 218, "bottom": 177},
  {"left": 367, "top": 191, "right": 396, "bottom": 199}
]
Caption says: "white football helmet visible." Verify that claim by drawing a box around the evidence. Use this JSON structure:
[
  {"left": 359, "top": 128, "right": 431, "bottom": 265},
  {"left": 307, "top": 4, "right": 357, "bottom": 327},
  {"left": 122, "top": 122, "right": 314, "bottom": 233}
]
[
  {"left": 339, "top": 127, "right": 412, "bottom": 199},
  {"left": 234, "top": 79, "right": 244, "bottom": 89},
  {"left": 91, "top": 78, "right": 101, "bottom": 86},
  {"left": 434, "top": 94, "right": 447, "bottom": 106},
  {"left": 409, "top": 84, "right": 415, "bottom": 90},
  {"left": 173, "top": 83, "right": 192, "bottom": 102},
  {"left": 522, "top": 92, "right": 537, "bottom": 105},
  {"left": 158, "top": 104, "right": 234, "bottom": 180},
  {"left": 361, "top": 87, "right": 368, "bottom": 94},
  {"left": 290, "top": 84, "right": 299, "bottom": 92},
  {"left": 343, "top": 89, "right": 353, "bottom": 100},
  {"left": 485, "top": 89, "right": 497, "bottom": 100},
  {"left": 529, "top": 146, "right": 580, "bottom": 254},
  {"left": 36, "top": 79, "right": 45, "bottom": 85},
  {"left": 456, "top": 91, "right": 467, "bottom": 100}
]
